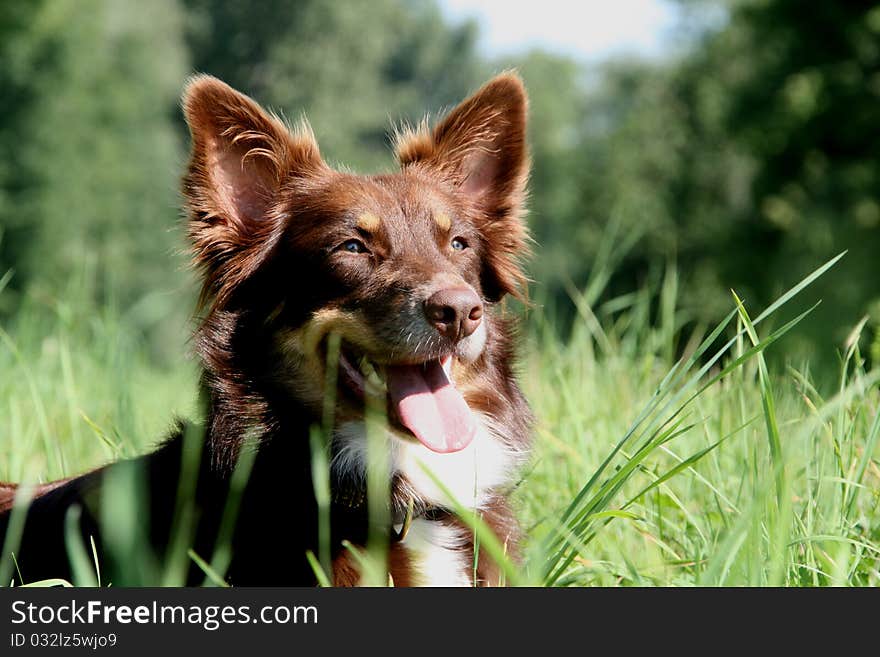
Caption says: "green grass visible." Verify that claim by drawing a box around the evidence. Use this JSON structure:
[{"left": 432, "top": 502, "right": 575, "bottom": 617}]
[
  {"left": 1, "top": 255, "right": 878, "bottom": 586},
  {"left": 518, "top": 260, "right": 879, "bottom": 586},
  {"left": 0, "top": 285, "right": 199, "bottom": 487}
]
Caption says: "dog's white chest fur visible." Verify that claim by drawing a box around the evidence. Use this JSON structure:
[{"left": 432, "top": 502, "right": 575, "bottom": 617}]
[
  {"left": 331, "top": 413, "right": 518, "bottom": 587},
  {"left": 400, "top": 519, "right": 470, "bottom": 587},
  {"left": 332, "top": 413, "right": 516, "bottom": 510}
]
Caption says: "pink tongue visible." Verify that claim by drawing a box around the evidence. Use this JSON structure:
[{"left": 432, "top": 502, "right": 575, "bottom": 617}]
[{"left": 386, "top": 359, "right": 476, "bottom": 453}]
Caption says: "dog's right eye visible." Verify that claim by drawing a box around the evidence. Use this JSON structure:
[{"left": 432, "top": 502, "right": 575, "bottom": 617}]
[{"left": 337, "top": 239, "right": 369, "bottom": 254}]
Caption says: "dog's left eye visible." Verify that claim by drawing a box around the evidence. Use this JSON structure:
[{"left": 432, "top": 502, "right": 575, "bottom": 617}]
[
  {"left": 451, "top": 237, "right": 468, "bottom": 251},
  {"left": 338, "top": 239, "right": 369, "bottom": 254}
]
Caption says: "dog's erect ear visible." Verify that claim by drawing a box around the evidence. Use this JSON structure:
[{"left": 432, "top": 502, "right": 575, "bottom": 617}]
[
  {"left": 395, "top": 72, "right": 530, "bottom": 300},
  {"left": 182, "top": 75, "right": 325, "bottom": 307}
]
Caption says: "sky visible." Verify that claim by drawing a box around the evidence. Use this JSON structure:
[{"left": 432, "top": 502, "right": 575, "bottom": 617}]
[{"left": 438, "top": 0, "right": 681, "bottom": 61}]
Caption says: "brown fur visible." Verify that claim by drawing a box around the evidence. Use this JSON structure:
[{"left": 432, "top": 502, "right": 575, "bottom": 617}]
[
  {"left": 0, "top": 484, "right": 17, "bottom": 514},
  {"left": 394, "top": 72, "right": 531, "bottom": 301},
  {"left": 0, "top": 73, "right": 534, "bottom": 587}
]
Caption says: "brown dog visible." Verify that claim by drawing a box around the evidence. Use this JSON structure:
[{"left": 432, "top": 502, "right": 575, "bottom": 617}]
[{"left": 0, "top": 73, "right": 533, "bottom": 586}]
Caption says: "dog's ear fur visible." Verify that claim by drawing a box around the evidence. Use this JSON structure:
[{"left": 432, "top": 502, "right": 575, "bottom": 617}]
[
  {"left": 395, "top": 72, "right": 530, "bottom": 300},
  {"left": 182, "top": 75, "right": 325, "bottom": 308}
]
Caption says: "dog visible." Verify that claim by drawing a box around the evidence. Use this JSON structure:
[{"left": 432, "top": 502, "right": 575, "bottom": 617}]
[{"left": 0, "top": 72, "right": 533, "bottom": 586}]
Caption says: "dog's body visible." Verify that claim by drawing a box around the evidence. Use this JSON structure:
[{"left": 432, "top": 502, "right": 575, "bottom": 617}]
[{"left": 0, "top": 73, "right": 533, "bottom": 586}]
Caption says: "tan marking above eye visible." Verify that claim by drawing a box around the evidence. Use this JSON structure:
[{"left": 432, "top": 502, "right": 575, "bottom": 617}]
[
  {"left": 434, "top": 213, "right": 452, "bottom": 231},
  {"left": 356, "top": 212, "right": 382, "bottom": 232}
]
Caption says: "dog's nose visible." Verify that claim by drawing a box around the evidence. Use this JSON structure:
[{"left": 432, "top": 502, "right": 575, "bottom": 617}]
[{"left": 424, "top": 287, "right": 483, "bottom": 341}]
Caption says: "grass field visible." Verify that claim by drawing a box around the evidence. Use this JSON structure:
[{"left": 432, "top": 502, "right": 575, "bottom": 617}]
[{"left": 1, "top": 255, "right": 878, "bottom": 586}]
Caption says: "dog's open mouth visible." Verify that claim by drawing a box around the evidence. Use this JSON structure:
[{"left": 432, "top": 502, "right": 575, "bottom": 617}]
[{"left": 328, "top": 340, "right": 476, "bottom": 454}]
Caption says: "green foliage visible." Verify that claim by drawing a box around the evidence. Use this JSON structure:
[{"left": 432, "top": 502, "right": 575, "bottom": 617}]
[
  {"left": 516, "top": 255, "right": 879, "bottom": 586},
  {"left": 0, "top": 267, "right": 198, "bottom": 486},
  {"left": 521, "top": 0, "right": 880, "bottom": 376},
  {"left": 2, "top": 252, "right": 878, "bottom": 586},
  {"left": 184, "top": 0, "right": 484, "bottom": 170},
  {"left": 1, "top": 0, "right": 878, "bottom": 376},
  {"left": 0, "top": 0, "right": 190, "bottom": 326}
]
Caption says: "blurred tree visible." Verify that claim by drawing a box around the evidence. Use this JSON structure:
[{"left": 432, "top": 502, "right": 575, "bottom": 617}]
[
  {"left": 0, "top": 0, "right": 46, "bottom": 313},
  {"left": 507, "top": 51, "right": 588, "bottom": 307},
  {"left": 184, "top": 0, "right": 484, "bottom": 170},
  {"left": 2, "top": 0, "right": 877, "bottom": 376},
  {"left": 708, "top": 0, "right": 880, "bottom": 363},
  {"left": 183, "top": 0, "right": 295, "bottom": 95},
  {"left": 516, "top": 0, "right": 880, "bottom": 373},
  {"left": 0, "top": 0, "right": 190, "bottom": 347}
]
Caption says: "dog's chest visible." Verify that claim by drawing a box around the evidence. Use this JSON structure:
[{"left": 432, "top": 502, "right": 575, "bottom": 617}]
[
  {"left": 397, "top": 519, "right": 470, "bottom": 587},
  {"left": 331, "top": 416, "right": 517, "bottom": 587},
  {"left": 332, "top": 414, "right": 516, "bottom": 510}
]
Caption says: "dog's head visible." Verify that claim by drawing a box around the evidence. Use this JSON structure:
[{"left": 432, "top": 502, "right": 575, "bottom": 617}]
[{"left": 181, "top": 74, "right": 529, "bottom": 460}]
